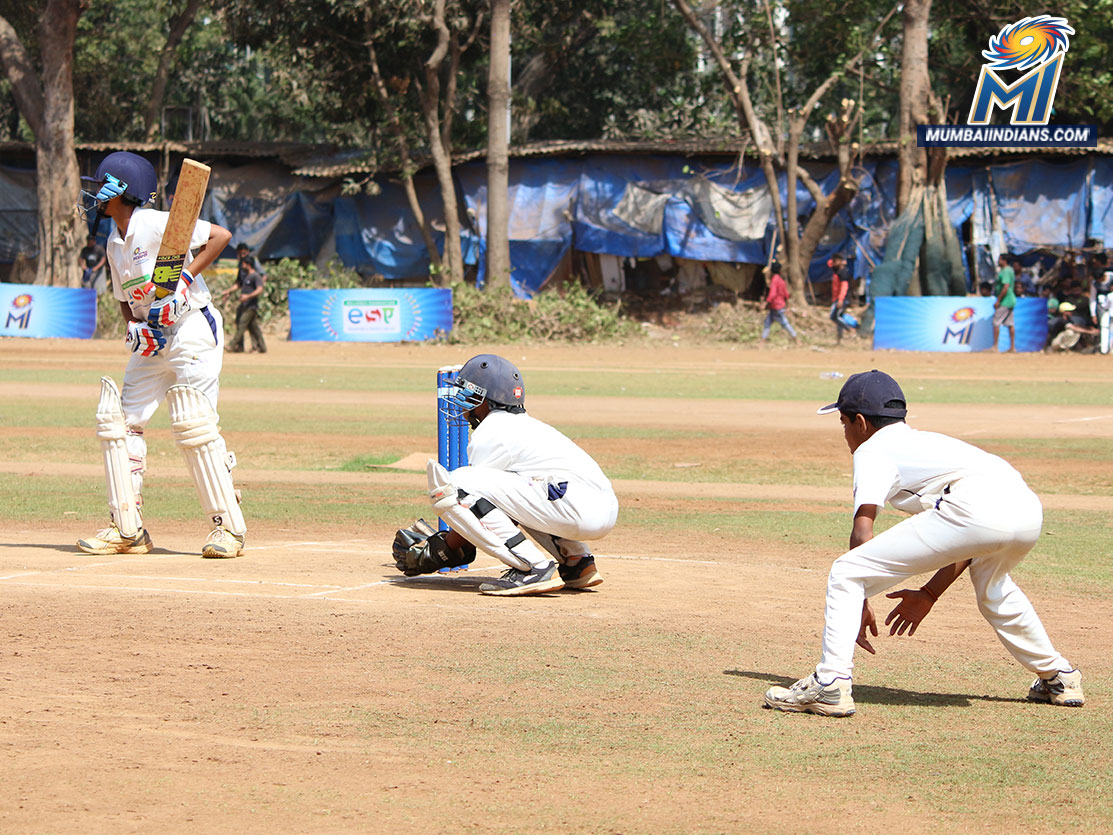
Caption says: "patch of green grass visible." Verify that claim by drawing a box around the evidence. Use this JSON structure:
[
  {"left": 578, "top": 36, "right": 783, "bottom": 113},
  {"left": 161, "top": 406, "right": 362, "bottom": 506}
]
[
  {"left": 599, "top": 453, "right": 845, "bottom": 485},
  {"left": 336, "top": 452, "right": 408, "bottom": 471},
  {"left": 12, "top": 363, "right": 1113, "bottom": 404},
  {"left": 3, "top": 473, "right": 426, "bottom": 527}
]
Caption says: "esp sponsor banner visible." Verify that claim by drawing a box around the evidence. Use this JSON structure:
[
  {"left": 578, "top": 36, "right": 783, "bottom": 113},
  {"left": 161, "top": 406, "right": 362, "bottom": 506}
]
[
  {"left": 288, "top": 287, "right": 453, "bottom": 342},
  {"left": 0, "top": 283, "right": 97, "bottom": 339},
  {"left": 874, "top": 296, "right": 1048, "bottom": 352}
]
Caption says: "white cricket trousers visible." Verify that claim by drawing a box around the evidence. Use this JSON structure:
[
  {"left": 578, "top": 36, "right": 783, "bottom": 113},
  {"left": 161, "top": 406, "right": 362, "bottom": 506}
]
[
  {"left": 120, "top": 306, "right": 224, "bottom": 497},
  {"left": 450, "top": 465, "right": 618, "bottom": 559},
  {"left": 816, "top": 475, "right": 1072, "bottom": 681}
]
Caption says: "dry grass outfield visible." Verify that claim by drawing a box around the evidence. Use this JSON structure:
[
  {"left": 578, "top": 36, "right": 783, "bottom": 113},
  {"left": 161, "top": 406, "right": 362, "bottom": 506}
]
[{"left": 1, "top": 338, "right": 1111, "bottom": 833}]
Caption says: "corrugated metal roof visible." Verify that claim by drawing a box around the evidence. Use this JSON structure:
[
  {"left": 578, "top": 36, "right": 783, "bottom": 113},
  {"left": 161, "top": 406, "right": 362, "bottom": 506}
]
[{"left": 3, "top": 135, "right": 1110, "bottom": 177}]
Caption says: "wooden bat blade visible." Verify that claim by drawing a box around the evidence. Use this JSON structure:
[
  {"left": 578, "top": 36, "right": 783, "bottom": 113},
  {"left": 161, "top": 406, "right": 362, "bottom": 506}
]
[{"left": 152, "top": 159, "right": 211, "bottom": 295}]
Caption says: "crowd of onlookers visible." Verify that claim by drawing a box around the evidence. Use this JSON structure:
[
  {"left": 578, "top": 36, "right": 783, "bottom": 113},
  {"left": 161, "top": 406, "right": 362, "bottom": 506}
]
[{"left": 979, "top": 250, "right": 1112, "bottom": 353}]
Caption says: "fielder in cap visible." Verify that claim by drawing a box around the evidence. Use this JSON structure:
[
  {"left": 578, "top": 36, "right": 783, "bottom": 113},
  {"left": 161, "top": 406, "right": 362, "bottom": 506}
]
[
  {"left": 76, "top": 152, "right": 246, "bottom": 559},
  {"left": 764, "top": 370, "right": 1083, "bottom": 716},
  {"left": 393, "top": 354, "right": 619, "bottom": 596}
]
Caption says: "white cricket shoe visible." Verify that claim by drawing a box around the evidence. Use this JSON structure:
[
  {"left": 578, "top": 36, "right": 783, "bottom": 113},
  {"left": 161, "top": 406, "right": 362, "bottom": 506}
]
[
  {"left": 202, "top": 527, "right": 245, "bottom": 559},
  {"left": 479, "top": 561, "right": 564, "bottom": 596},
  {"left": 77, "top": 523, "right": 153, "bottom": 555},
  {"left": 764, "top": 672, "right": 856, "bottom": 717},
  {"left": 1028, "top": 669, "right": 1085, "bottom": 707}
]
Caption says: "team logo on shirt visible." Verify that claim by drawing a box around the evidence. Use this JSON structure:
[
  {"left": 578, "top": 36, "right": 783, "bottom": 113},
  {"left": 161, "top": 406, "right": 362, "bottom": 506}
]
[{"left": 132, "top": 246, "right": 149, "bottom": 262}]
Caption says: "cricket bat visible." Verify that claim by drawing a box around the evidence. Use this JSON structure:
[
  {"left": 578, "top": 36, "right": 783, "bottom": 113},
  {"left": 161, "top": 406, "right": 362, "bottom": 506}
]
[{"left": 152, "top": 158, "right": 211, "bottom": 298}]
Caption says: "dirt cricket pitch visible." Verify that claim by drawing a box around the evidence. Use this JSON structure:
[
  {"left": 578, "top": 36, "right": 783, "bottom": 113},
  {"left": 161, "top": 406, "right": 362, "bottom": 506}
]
[{"left": 1, "top": 337, "right": 1111, "bottom": 833}]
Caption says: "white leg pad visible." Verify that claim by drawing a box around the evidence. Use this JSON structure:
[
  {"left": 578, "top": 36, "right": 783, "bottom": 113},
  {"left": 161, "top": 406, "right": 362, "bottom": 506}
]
[
  {"left": 521, "top": 528, "right": 591, "bottom": 564},
  {"left": 96, "top": 377, "right": 142, "bottom": 538},
  {"left": 167, "top": 384, "right": 246, "bottom": 535},
  {"left": 426, "top": 459, "right": 544, "bottom": 571}
]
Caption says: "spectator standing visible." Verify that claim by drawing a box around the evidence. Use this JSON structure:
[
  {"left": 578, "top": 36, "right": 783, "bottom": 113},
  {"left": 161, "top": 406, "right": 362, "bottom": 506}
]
[
  {"left": 221, "top": 243, "right": 267, "bottom": 353},
  {"left": 992, "top": 254, "right": 1017, "bottom": 352},
  {"left": 761, "top": 261, "right": 798, "bottom": 342},
  {"left": 79, "top": 235, "right": 107, "bottom": 293}
]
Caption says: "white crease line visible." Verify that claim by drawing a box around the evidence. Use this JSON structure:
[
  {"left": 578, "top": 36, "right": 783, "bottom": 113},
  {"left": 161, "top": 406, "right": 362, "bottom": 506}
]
[
  {"left": 89, "top": 574, "right": 344, "bottom": 590},
  {"left": 606, "top": 554, "right": 724, "bottom": 566},
  {"left": 1054, "top": 414, "right": 1113, "bottom": 423},
  {"left": 267, "top": 540, "right": 371, "bottom": 549},
  {"left": 0, "top": 581, "right": 308, "bottom": 600},
  {"left": 0, "top": 571, "right": 41, "bottom": 581}
]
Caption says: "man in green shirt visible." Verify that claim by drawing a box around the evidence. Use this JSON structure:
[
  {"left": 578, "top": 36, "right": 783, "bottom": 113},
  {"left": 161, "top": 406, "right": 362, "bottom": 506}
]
[{"left": 993, "top": 254, "right": 1017, "bottom": 352}]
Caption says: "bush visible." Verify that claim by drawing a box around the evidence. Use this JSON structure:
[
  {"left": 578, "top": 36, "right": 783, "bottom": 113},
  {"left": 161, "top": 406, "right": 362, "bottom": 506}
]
[
  {"left": 448, "top": 280, "right": 640, "bottom": 343},
  {"left": 698, "top": 300, "right": 765, "bottom": 342}
]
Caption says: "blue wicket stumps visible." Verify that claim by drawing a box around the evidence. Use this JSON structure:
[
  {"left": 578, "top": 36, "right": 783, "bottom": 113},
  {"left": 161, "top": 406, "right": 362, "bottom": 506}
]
[{"left": 435, "top": 367, "right": 470, "bottom": 569}]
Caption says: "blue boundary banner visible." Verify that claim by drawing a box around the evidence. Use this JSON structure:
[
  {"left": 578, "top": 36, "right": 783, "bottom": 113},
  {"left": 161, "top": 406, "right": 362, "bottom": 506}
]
[
  {"left": 0, "top": 284, "right": 96, "bottom": 339},
  {"left": 874, "top": 296, "right": 1048, "bottom": 352},
  {"left": 288, "top": 287, "right": 453, "bottom": 342}
]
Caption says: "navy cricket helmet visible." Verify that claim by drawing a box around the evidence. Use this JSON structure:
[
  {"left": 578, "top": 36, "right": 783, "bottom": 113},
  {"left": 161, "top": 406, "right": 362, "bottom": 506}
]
[
  {"left": 85, "top": 151, "right": 158, "bottom": 206},
  {"left": 447, "top": 354, "right": 525, "bottom": 414}
]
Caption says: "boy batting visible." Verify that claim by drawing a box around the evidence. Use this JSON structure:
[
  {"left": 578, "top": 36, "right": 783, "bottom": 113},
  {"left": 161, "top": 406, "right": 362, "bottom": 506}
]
[
  {"left": 76, "top": 152, "right": 246, "bottom": 559},
  {"left": 764, "top": 370, "right": 1083, "bottom": 717}
]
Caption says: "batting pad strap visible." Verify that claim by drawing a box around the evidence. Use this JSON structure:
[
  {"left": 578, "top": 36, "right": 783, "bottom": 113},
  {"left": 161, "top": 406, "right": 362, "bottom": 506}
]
[
  {"left": 426, "top": 459, "right": 542, "bottom": 571},
  {"left": 167, "top": 385, "right": 246, "bottom": 535},
  {"left": 96, "top": 377, "right": 141, "bottom": 538}
]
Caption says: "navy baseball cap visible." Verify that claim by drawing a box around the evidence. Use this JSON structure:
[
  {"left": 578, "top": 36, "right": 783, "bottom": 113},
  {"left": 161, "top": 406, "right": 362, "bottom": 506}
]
[{"left": 817, "top": 369, "right": 908, "bottom": 418}]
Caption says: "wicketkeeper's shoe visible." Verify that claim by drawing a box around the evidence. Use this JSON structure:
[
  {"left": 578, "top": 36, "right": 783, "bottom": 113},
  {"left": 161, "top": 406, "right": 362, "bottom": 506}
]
[
  {"left": 1027, "top": 669, "right": 1085, "bottom": 707},
  {"left": 558, "top": 555, "right": 603, "bottom": 589},
  {"left": 77, "top": 524, "right": 153, "bottom": 555},
  {"left": 479, "top": 561, "right": 565, "bottom": 596},
  {"left": 202, "top": 527, "right": 245, "bottom": 559},
  {"left": 763, "top": 673, "right": 856, "bottom": 717}
]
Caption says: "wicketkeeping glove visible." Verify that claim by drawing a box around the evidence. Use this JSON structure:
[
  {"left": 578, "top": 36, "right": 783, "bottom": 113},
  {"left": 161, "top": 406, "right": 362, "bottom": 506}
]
[
  {"left": 392, "top": 518, "right": 476, "bottom": 576},
  {"left": 125, "top": 321, "right": 166, "bottom": 356}
]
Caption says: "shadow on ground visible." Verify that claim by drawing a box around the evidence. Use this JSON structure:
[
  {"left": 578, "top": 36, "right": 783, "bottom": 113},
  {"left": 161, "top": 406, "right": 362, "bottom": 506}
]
[{"left": 725, "top": 668, "right": 1028, "bottom": 706}]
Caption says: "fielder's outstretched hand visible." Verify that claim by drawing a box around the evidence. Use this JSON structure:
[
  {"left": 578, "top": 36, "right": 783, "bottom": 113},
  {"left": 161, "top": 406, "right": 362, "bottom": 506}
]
[
  {"left": 856, "top": 598, "right": 878, "bottom": 655},
  {"left": 884, "top": 589, "right": 935, "bottom": 636}
]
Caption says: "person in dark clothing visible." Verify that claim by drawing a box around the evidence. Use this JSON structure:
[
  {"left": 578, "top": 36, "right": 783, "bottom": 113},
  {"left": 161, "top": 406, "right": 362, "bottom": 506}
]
[{"left": 221, "top": 242, "right": 267, "bottom": 353}]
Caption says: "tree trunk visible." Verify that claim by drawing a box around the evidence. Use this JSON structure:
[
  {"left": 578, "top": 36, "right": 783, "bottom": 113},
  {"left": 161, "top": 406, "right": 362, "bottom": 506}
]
[
  {"left": 420, "top": 0, "right": 463, "bottom": 287},
  {"left": 0, "top": 2, "right": 85, "bottom": 287},
  {"left": 364, "top": 31, "right": 441, "bottom": 275},
  {"left": 143, "top": 0, "right": 204, "bottom": 141},
  {"left": 898, "top": 0, "right": 932, "bottom": 213},
  {"left": 485, "top": 0, "right": 511, "bottom": 290}
]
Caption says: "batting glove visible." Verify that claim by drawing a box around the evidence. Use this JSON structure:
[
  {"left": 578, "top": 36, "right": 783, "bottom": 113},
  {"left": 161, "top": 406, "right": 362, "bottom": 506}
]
[
  {"left": 125, "top": 321, "right": 166, "bottom": 356},
  {"left": 95, "top": 173, "right": 127, "bottom": 203},
  {"left": 146, "top": 269, "right": 194, "bottom": 328}
]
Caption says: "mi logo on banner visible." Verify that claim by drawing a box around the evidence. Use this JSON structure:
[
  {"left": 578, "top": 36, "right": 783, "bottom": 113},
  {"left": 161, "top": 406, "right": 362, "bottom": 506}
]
[
  {"left": 968, "top": 15, "right": 1074, "bottom": 125},
  {"left": 943, "top": 307, "right": 976, "bottom": 346},
  {"left": 6, "top": 293, "right": 32, "bottom": 330}
]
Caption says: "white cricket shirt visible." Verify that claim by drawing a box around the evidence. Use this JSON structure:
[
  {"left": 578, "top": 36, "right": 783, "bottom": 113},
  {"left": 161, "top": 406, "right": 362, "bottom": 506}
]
[
  {"left": 468, "top": 409, "right": 612, "bottom": 492},
  {"left": 851, "top": 422, "right": 1025, "bottom": 515},
  {"left": 108, "top": 208, "right": 214, "bottom": 319}
]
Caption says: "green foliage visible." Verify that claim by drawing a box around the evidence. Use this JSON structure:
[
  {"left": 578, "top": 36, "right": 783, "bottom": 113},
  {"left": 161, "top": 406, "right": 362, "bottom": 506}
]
[
  {"left": 447, "top": 281, "right": 640, "bottom": 343},
  {"left": 94, "top": 291, "right": 127, "bottom": 339}
]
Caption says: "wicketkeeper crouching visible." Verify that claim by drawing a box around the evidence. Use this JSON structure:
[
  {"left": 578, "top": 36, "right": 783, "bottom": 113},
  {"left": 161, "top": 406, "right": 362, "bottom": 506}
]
[{"left": 393, "top": 354, "right": 619, "bottom": 596}]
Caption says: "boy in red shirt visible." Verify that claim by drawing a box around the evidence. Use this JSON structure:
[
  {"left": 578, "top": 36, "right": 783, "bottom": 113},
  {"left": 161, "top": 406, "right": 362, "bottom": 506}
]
[
  {"left": 761, "top": 261, "right": 799, "bottom": 342},
  {"left": 829, "top": 253, "right": 853, "bottom": 343}
]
